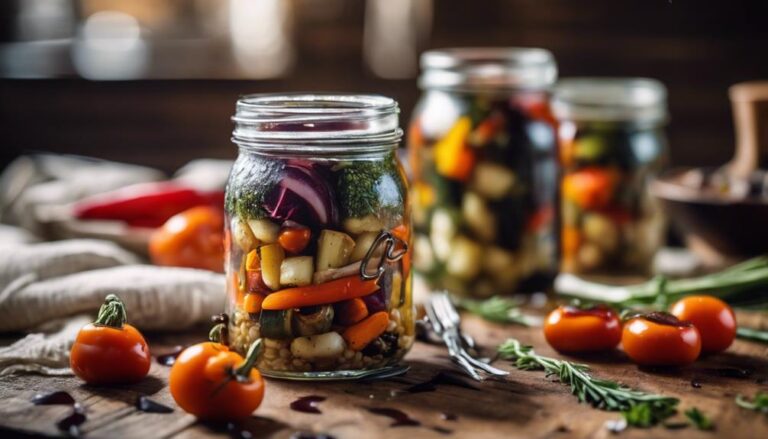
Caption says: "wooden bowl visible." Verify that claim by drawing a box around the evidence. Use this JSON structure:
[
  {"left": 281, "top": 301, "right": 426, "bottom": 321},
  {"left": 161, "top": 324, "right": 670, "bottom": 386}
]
[{"left": 650, "top": 167, "right": 768, "bottom": 266}]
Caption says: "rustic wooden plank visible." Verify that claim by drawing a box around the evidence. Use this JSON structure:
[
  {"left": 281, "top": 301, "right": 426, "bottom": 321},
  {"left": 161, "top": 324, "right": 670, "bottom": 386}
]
[{"left": 1, "top": 317, "right": 767, "bottom": 438}]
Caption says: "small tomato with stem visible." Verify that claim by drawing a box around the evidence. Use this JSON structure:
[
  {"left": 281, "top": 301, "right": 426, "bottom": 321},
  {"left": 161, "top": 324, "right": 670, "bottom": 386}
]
[
  {"left": 543, "top": 305, "right": 622, "bottom": 353},
  {"left": 670, "top": 295, "right": 736, "bottom": 354},
  {"left": 70, "top": 294, "right": 151, "bottom": 384},
  {"left": 169, "top": 329, "right": 265, "bottom": 421},
  {"left": 149, "top": 206, "right": 225, "bottom": 272},
  {"left": 622, "top": 312, "right": 701, "bottom": 367}
]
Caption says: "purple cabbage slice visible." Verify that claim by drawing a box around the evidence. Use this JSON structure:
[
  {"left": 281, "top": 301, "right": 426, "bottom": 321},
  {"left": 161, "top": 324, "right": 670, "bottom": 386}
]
[{"left": 264, "top": 164, "right": 338, "bottom": 226}]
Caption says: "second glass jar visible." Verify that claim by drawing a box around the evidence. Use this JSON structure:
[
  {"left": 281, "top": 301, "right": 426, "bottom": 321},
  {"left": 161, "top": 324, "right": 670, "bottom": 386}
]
[{"left": 408, "top": 48, "right": 559, "bottom": 297}]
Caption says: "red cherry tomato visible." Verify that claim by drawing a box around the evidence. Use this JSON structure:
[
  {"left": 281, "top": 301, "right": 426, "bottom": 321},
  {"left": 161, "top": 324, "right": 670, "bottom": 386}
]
[
  {"left": 149, "top": 206, "right": 225, "bottom": 272},
  {"left": 70, "top": 295, "right": 150, "bottom": 385},
  {"left": 670, "top": 295, "right": 736, "bottom": 354},
  {"left": 622, "top": 312, "right": 701, "bottom": 366},
  {"left": 543, "top": 305, "right": 622, "bottom": 353}
]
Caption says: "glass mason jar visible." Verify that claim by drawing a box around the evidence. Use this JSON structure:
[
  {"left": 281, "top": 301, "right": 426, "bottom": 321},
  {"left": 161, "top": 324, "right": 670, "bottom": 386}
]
[
  {"left": 408, "top": 48, "right": 559, "bottom": 298},
  {"left": 224, "top": 94, "right": 413, "bottom": 379},
  {"left": 553, "top": 78, "right": 668, "bottom": 276}
]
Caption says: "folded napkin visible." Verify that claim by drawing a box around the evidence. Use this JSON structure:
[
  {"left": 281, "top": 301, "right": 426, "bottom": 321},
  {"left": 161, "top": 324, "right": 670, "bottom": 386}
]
[{"left": 0, "top": 232, "right": 225, "bottom": 376}]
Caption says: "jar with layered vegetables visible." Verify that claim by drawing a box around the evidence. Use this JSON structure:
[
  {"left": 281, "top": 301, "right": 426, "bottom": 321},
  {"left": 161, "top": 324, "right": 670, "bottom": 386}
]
[
  {"left": 553, "top": 78, "right": 668, "bottom": 276},
  {"left": 225, "top": 94, "right": 413, "bottom": 379},
  {"left": 408, "top": 48, "right": 559, "bottom": 297}
]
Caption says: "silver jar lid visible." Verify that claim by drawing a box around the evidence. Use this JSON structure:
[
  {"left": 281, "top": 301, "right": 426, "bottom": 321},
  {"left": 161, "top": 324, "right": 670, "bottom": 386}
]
[
  {"left": 552, "top": 78, "right": 668, "bottom": 125},
  {"left": 418, "top": 47, "right": 557, "bottom": 91}
]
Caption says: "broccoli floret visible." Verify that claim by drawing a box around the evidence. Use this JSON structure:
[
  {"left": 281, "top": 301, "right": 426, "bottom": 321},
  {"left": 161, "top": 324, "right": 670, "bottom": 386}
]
[{"left": 336, "top": 153, "right": 406, "bottom": 219}]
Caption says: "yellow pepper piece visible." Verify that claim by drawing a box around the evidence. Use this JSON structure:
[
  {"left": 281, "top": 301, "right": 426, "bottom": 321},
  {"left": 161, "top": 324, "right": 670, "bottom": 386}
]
[{"left": 434, "top": 117, "right": 475, "bottom": 182}]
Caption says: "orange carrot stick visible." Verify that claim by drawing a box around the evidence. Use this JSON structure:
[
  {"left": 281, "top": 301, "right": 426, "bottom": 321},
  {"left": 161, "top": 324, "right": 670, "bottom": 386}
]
[
  {"left": 335, "top": 298, "right": 369, "bottom": 326},
  {"left": 343, "top": 311, "right": 390, "bottom": 351},
  {"left": 261, "top": 275, "right": 379, "bottom": 310}
]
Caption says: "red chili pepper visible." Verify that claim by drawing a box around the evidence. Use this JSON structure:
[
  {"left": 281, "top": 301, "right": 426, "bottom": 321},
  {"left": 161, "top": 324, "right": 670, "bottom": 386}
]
[{"left": 73, "top": 182, "right": 224, "bottom": 228}]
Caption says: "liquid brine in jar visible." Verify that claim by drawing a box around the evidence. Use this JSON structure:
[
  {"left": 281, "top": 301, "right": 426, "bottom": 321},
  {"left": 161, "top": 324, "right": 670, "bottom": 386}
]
[
  {"left": 224, "top": 94, "right": 413, "bottom": 379},
  {"left": 408, "top": 48, "right": 559, "bottom": 297},
  {"left": 553, "top": 78, "right": 668, "bottom": 276}
]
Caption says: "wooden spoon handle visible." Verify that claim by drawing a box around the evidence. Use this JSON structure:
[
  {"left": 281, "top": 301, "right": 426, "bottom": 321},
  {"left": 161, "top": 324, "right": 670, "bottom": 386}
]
[{"left": 729, "top": 81, "right": 768, "bottom": 178}]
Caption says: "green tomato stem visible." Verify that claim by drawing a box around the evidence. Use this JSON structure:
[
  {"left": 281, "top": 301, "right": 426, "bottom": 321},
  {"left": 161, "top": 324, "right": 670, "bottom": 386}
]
[
  {"left": 93, "top": 294, "right": 127, "bottom": 328},
  {"left": 235, "top": 339, "right": 262, "bottom": 379}
]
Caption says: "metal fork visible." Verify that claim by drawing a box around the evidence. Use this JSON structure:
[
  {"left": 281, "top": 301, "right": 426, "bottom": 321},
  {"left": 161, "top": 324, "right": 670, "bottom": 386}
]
[{"left": 426, "top": 292, "right": 509, "bottom": 381}]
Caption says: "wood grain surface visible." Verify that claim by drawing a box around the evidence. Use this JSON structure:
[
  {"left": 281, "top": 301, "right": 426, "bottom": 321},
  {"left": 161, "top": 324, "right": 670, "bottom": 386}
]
[{"left": 1, "top": 314, "right": 767, "bottom": 439}]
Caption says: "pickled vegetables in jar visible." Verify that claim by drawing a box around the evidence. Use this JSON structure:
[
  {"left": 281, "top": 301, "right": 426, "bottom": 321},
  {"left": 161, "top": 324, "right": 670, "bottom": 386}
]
[
  {"left": 408, "top": 48, "right": 559, "bottom": 297},
  {"left": 553, "top": 78, "right": 668, "bottom": 276},
  {"left": 225, "top": 94, "right": 413, "bottom": 379}
]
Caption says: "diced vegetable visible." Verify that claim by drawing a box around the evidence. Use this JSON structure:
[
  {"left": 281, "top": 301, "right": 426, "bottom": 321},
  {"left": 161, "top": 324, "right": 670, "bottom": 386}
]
[
  {"left": 462, "top": 192, "right": 496, "bottom": 242},
  {"left": 483, "top": 246, "right": 516, "bottom": 273},
  {"left": 312, "top": 261, "right": 362, "bottom": 284},
  {"left": 468, "top": 112, "right": 505, "bottom": 147},
  {"left": 279, "top": 256, "right": 314, "bottom": 287},
  {"left": 262, "top": 275, "right": 380, "bottom": 310},
  {"left": 243, "top": 293, "right": 264, "bottom": 314},
  {"left": 471, "top": 162, "right": 516, "bottom": 200},
  {"left": 561, "top": 227, "right": 582, "bottom": 259},
  {"left": 247, "top": 219, "right": 280, "bottom": 244},
  {"left": 413, "top": 236, "right": 436, "bottom": 272},
  {"left": 562, "top": 167, "right": 616, "bottom": 210},
  {"left": 334, "top": 298, "right": 369, "bottom": 326},
  {"left": 316, "top": 230, "right": 355, "bottom": 270},
  {"left": 292, "top": 306, "right": 334, "bottom": 337},
  {"left": 245, "top": 249, "right": 259, "bottom": 271},
  {"left": 290, "top": 332, "right": 346, "bottom": 360},
  {"left": 231, "top": 217, "right": 257, "bottom": 251},
  {"left": 278, "top": 223, "right": 311, "bottom": 254},
  {"left": 259, "top": 243, "right": 285, "bottom": 290},
  {"left": 434, "top": 117, "right": 475, "bottom": 182},
  {"left": 577, "top": 243, "right": 604, "bottom": 270},
  {"left": 573, "top": 135, "right": 609, "bottom": 161},
  {"left": 350, "top": 232, "right": 380, "bottom": 262},
  {"left": 446, "top": 236, "right": 483, "bottom": 280},
  {"left": 430, "top": 208, "right": 457, "bottom": 262},
  {"left": 343, "top": 215, "right": 384, "bottom": 235},
  {"left": 583, "top": 213, "right": 619, "bottom": 252},
  {"left": 362, "top": 289, "right": 388, "bottom": 314},
  {"left": 259, "top": 309, "right": 294, "bottom": 339},
  {"left": 343, "top": 311, "right": 390, "bottom": 351},
  {"left": 246, "top": 270, "right": 269, "bottom": 294}
]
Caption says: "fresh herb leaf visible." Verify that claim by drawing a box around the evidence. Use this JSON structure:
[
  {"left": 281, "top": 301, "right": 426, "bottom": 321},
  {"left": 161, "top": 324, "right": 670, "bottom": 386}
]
[
  {"left": 684, "top": 407, "right": 714, "bottom": 430},
  {"left": 336, "top": 153, "right": 405, "bottom": 219},
  {"left": 460, "top": 297, "right": 541, "bottom": 327},
  {"left": 736, "top": 327, "right": 768, "bottom": 344},
  {"left": 736, "top": 391, "right": 768, "bottom": 414},
  {"left": 498, "top": 339, "right": 678, "bottom": 427}
]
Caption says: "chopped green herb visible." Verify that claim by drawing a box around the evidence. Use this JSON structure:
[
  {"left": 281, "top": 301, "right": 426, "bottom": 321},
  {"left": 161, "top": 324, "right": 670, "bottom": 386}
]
[
  {"left": 460, "top": 297, "right": 541, "bottom": 327},
  {"left": 736, "top": 391, "right": 768, "bottom": 414},
  {"left": 498, "top": 339, "right": 678, "bottom": 427},
  {"left": 336, "top": 153, "right": 405, "bottom": 219},
  {"left": 684, "top": 407, "right": 714, "bottom": 430}
]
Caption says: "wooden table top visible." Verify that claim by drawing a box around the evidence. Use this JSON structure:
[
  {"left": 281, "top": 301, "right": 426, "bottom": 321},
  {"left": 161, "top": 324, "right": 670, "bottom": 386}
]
[{"left": 1, "top": 314, "right": 767, "bottom": 439}]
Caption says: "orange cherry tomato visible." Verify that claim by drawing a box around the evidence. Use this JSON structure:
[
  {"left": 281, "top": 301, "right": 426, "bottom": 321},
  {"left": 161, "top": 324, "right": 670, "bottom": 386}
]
[
  {"left": 278, "top": 225, "right": 311, "bottom": 254},
  {"left": 562, "top": 167, "right": 617, "bottom": 210},
  {"left": 622, "top": 312, "right": 701, "bottom": 367},
  {"left": 70, "top": 295, "right": 150, "bottom": 385},
  {"left": 543, "top": 305, "right": 622, "bottom": 353},
  {"left": 670, "top": 295, "right": 736, "bottom": 354},
  {"left": 149, "top": 205, "right": 225, "bottom": 272},
  {"left": 169, "top": 341, "right": 265, "bottom": 421}
]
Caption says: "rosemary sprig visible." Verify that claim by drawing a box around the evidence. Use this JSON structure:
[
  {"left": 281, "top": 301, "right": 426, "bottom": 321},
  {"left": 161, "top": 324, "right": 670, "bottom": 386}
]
[
  {"left": 736, "top": 391, "right": 768, "bottom": 414},
  {"left": 459, "top": 297, "right": 541, "bottom": 327},
  {"left": 498, "top": 339, "right": 679, "bottom": 426}
]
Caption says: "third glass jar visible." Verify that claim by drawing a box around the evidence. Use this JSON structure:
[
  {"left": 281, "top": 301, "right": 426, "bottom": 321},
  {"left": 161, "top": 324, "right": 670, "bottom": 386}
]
[
  {"left": 553, "top": 78, "right": 668, "bottom": 276},
  {"left": 408, "top": 48, "right": 559, "bottom": 297}
]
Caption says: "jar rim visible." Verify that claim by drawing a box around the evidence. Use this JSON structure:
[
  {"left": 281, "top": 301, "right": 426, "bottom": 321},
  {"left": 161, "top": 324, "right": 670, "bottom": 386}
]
[
  {"left": 552, "top": 77, "right": 668, "bottom": 124},
  {"left": 418, "top": 47, "right": 557, "bottom": 91},
  {"left": 232, "top": 93, "right": 402, "bottom": 154}
]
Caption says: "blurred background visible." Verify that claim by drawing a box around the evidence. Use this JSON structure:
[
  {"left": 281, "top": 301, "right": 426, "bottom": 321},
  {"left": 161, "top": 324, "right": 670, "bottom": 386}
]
[{"left": 1, "top": 0, "right": 768, "bottom": 173}]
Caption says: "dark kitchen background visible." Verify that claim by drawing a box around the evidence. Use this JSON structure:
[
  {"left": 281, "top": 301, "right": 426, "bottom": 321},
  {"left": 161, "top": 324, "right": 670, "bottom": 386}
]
[{"left": 1, "top": 0, "right": 767, "bottom": 173}]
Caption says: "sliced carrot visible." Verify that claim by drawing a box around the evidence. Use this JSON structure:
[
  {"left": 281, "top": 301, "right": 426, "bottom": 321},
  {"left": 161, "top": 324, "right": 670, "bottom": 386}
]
[
  {"left": 343, "top": 311, "right": 390, "bottom": 351},
  {"left": 243, "top": 293, "right": 265, "bottom": 314},
  {"left": 262, "top": 275, "right": 379, "bottom": 310},
  {"left": 278, "top": 227, "right": 311, "bottom": 254},
  {"left": 335, "top": 298, "right": 369, "bottom": 326},
  {"left": 245, "top": 249, "right": 260, "bottom": 271},
  {"left": 561, "top": 226, "right": 582, "bottom": 259}
]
